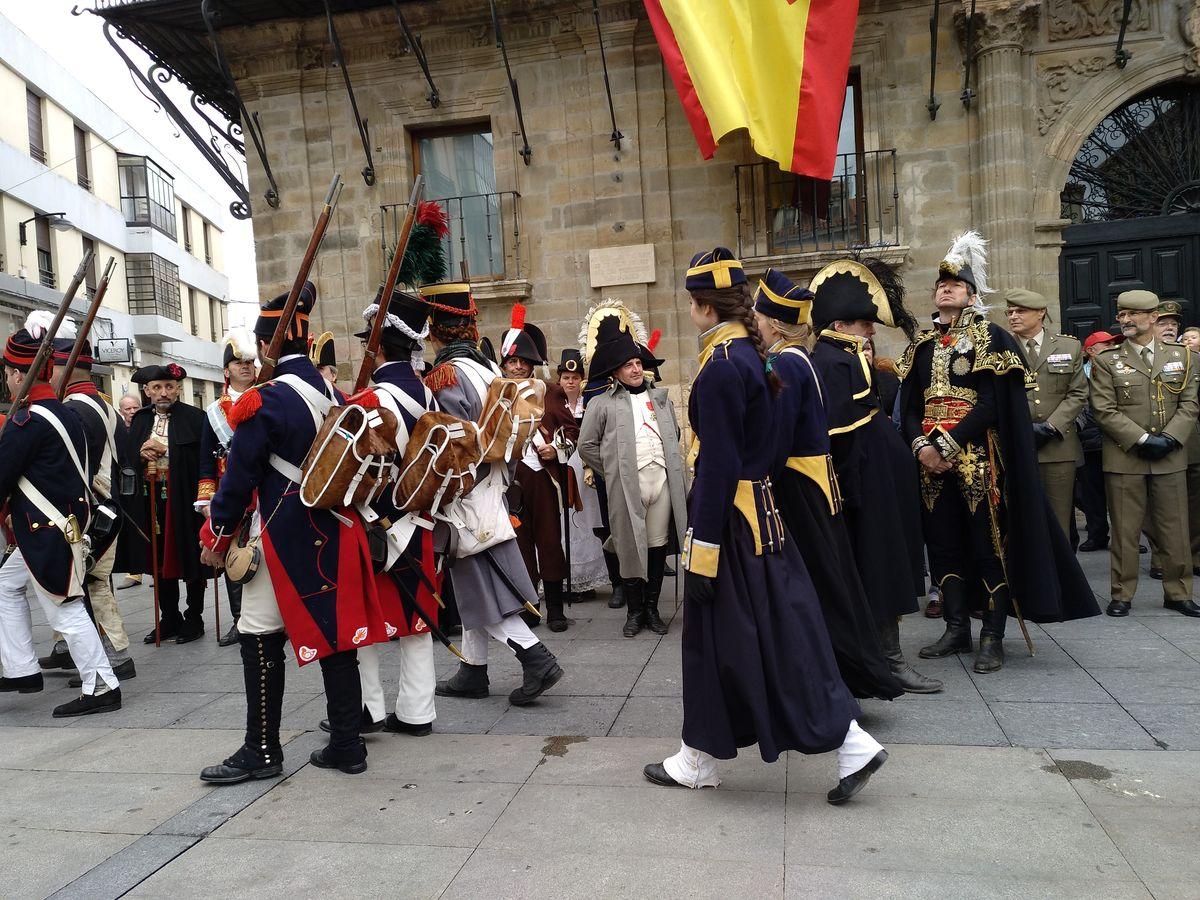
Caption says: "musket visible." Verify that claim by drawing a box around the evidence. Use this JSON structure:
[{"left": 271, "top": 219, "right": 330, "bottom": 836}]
[
  {"left": 0, "top": 251, "right": 92, "bottom": 438},
  {"left": 257, "top": 174, "right": 343, "bottom": 383},
  {"left": 56, "top": 257, "right": 117, "bottom": 400},
  {"left": 354, "top": 175, "right": 424, "bottom": 393}
]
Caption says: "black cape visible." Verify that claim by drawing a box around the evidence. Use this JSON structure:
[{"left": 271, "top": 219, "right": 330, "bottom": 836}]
[
  {"left": 121, "top": 400, "right": 210, "bottom": 581},
  {"left": 811, "top": 335, "right": 925, "bottom": 617},
  {"left": 898, "top": 321, "right": 1099, "bottom": 623}
]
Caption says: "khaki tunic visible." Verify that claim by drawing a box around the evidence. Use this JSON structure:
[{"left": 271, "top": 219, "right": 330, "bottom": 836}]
[
  {"left": 1090, "top": 339, "right": 1200, "bottom": 603},
  {"left": 1022, "top": 332, "right": 1088, "bottom": 536}
]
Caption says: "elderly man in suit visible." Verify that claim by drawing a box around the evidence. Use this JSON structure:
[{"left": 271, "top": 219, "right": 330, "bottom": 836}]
[
  {"left": 1090, "top": 289, "right": 1200, "bottom": 618},
  {"left": 1004, "top": 289, "right": 1089, "bottom": 539}
]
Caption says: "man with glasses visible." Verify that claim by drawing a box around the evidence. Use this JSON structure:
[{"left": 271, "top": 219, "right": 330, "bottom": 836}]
[{"left": 1090, "top": 290, "right": 1200, "bottom": 617}]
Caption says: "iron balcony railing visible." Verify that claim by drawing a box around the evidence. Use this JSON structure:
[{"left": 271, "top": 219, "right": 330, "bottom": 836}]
[
  {"left": 38, "top": 267, "right": 56, "bottom": 289},
  {"left": 735, "top": 150, "right": 900, "bottom": 259},
  {"left": 381, "top": 191, "right": 522, "bottom": 281}
]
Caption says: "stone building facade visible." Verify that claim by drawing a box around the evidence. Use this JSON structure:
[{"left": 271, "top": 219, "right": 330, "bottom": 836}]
[{"left": 113, "top": 0, "right": 1200, "bottom": 389}]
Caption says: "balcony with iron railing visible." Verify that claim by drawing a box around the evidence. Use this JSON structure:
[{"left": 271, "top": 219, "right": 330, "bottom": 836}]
[
  {"left": 38, "top": 267, "right": 56, "bottom": 289},
  {"left": 77, "top": 173, "right": 92, "bottom": 192},
  {"left": 381, "top": 191, "right": 523, "bottom": 285},
  {"left": 735, "top": 150, "right": 900, "bottom": 263}
]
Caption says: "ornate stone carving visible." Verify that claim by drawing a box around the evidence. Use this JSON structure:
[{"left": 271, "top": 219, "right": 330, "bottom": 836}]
[
  {"left": 1036, "top": 55, "right": 1114, "bottom": 134},
  {"left": 1182, "top": 0, "right": 1200, "bottom": 72},
  {"left": 971, "top": 0, "right": 1041, "bottom": 51},
  {"left": 1047, "top": 0, "right": 1150, "bottom": 42}
]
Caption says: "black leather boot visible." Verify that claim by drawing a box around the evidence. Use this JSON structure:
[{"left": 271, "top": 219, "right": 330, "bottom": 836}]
[
  {"left": 878, "top": 617, "right": 942, "bottom": 693},
  {"left": 544, "top": 579, "right": 569, "bottom": 633},
  {"left": 643, "top": 546, "right": 669, "bottom": 635},
  {"left": 919, "top": 579, "right": 973, "bottom": 659},
  {"left": 435, "top": 662, "right": 490, "bottom": 698},
  {"left": 973, "top": 588, "right": 1009, "bottom": 674},
  {"left": 507, "top": 640, "right": 564, "bottom": 705},
  {"left": 604, "top": 550, "right": 625, "bottom": 609},
  {"left": 311, "top": 650, "right": 367, "bottom": 774},
  {"left": 200, "top": 632, "right": 286, "bottom": 784},
  {"left": 623, "top": 578, "right": 646, "bottom": 638}
]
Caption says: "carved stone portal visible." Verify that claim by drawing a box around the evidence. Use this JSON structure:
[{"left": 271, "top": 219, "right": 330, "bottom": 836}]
[{"left": 1047, "top": 0, "right": 1151, "bottom": 42}]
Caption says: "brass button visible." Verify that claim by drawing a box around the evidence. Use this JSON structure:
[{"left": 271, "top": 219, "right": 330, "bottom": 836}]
[
  {"left": 1124, "top": 381, "right": 1130, "bottom": 386},
  {"left": 1034, "top": 399, "right": 1041, "bottom": 405},
  {"left": 1151, "top": 427, "right": 1158, "bottom": 433},
  {"left": 31, "top": 523, "right": 39, "bottom": 531},
  {"left": 314, "top": 540, "right": 322, "bottom": 546}
]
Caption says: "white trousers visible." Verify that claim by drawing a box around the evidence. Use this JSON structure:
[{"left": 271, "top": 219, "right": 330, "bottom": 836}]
[
  {"left": 0, "top": 549, "right": 118, "bottom": 694},
  {"left": 639, "top": 463, "right": 671, "bottom": 548},
  {"left": 358, "top": 634, "right": 437, "bottom": 725},
  {"left": 237, "top": 555, "right": 285, "bottom": 635},
  {"left": 661, "top": 719, "right": 884, "bottom": 789},
  {"left": 460, "top": 616, "right": 539, "bottom": 666}
]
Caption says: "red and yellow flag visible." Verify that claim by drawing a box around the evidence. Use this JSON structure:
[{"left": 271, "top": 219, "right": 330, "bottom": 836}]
[{"left": 643, "top": 0, "right": 860, "bottom": 179}]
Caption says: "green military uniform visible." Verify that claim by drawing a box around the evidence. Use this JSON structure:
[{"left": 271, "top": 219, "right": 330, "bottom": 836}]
[
  {"left": 1005, "top": 289, "right": 1088, "bottom": 537},
  {"left": 1090, "top": 290, "right": 1200, "bottom": 614},
  {"left": 1188, "top": 424, "right": 1200, "bottom": 570}
]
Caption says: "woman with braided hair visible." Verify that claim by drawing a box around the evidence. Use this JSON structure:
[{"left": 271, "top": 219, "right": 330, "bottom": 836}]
[{"left": 644, "top": 248, "right": 887, "bottom": 803}]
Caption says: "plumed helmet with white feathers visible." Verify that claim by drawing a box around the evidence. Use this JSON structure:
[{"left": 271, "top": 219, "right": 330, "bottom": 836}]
[{"left": 937, "top": 231, "right": 991, "bottom": 296}]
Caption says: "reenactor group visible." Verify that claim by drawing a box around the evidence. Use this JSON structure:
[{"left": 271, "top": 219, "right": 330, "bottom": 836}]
[{"left": 2, "top": 216, "right": 1195, "bottom": 800}]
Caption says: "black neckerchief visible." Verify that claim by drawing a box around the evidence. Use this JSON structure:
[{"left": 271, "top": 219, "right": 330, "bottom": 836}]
[
  {"left": 433, "top": 339, "right": 493, "bottom": 371},
  {"left": 622, "top": 379, "right": 648, "bottom": 395}
]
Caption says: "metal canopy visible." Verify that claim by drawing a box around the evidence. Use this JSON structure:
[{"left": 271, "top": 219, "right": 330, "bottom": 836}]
[{"left": 92, "top": 0, "right": 426, "bottom": 121}]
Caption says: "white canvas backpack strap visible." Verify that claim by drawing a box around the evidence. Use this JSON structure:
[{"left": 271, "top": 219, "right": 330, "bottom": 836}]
[
  {"left": 274, "top": 373, "right": 336, "bottom": 430},
  {"left": 206, "top": 398, "right": 236, "bottom": 448},
  {"left": 29, "top": 406, "right": 92, "bottom": 500},
  {"left": 454, "top": 359, "right": 496, "bottom": 400}
]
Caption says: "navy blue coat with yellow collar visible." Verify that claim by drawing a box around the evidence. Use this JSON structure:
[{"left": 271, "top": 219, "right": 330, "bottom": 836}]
[
  {"left": 0, "top": 389, "right": 91, "bottom": 601},
  {"left": 204, "top": 355, "right": 387, "bottom": 665}
]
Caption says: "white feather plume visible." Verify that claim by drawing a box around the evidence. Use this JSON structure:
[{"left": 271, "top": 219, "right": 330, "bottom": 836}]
[
  {"left": 577, "top": 297, "right": 648, "bottom": 363},
  {"left": 222, "top": 326, "right": 258, "bottom": 363},
  {"left": 23, "top": 310, "right": 57, "bottom": 340},
  {"left": 942, "top": 231, "right": 991, "bottom": 296}
]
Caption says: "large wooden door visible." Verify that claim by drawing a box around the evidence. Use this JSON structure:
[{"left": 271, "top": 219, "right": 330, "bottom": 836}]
[{"left": 1059, "top": 213, "right": 1200, "bottom": 340}]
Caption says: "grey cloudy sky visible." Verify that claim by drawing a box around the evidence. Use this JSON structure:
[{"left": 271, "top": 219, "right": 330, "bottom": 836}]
[{"left": 2, "top": 0, "right": 260, "bottom": 322}]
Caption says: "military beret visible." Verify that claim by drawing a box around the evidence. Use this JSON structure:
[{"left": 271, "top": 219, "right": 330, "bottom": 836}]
[
  {"left": 1003, "top": 288, "right": 1049, "bottom": 310},
  {"left": 1156, "top": 299, "right": 1183, "bottom": 319},
  {"left": 1117, "top": 289, "right": 1160, "bottom": 311}
]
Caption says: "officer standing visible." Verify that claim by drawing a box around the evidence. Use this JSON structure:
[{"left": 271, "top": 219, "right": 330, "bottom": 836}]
[
  {"left": 1090, "top": 289, "right": 1200, "bottom": 617},
  {"left": 1004, "top": 289, "right": 1088, "bottom": 539}
]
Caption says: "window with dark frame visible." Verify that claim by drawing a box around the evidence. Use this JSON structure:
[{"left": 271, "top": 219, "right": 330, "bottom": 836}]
[
  {"left": 118, "top": 155, "right": 177, "bottom": 239},
  {"left": 74, "top": 125, "right": 91, "bottom": 191},
  {"left": 27, "top": 88, "right": 45, "bottom": 164},
  {"left": 82, "top": 237, "right": 97, "bottom": 298},
  {"left": 187, "top": 287, "right": 198, "bottom": 336},
  {"left": 125, "top": 253, "right": 181, "bottom": 321},
  {"left": 202, "top": 221, "right": 212, "bottom": 266},
  {"left": 411, "top": 123, "right": 504, "bottom": 279},
  {"left": 208, "top": 297, "right": 219, "bottom": 341},
  {"left": 733, "top": 71, "right": 897, "bottom": 258},
  {"left": 181, "top": 203, "right": 192, "bottom": 252},
  {"left": 35, "top": 217, "right": 54, "bottom": 289}
]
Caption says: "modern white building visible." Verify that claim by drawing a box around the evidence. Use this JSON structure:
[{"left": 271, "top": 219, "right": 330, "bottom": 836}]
[{"left": 0, "top": 11, "right": 236, "bottom": 408}]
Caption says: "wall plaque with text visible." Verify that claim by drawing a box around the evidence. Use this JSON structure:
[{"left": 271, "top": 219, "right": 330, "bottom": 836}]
[{"left": 589, "top": 244, "right": 656, "bottom": 288}]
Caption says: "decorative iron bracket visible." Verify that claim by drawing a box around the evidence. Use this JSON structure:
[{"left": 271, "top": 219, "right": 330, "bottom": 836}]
[
  {"left": 389, "top": 0, "right": 440, "bottom": 108},
  {"left": 1114, "top": 0, "right": 1135, "bottom": 68},
  {"left": 591, "top": 0, "right": 623, "bottom": 150},
  {"left": 94, "top": 18, "right": 253, "bottom": 220},
  {"left": 927, "top": 0, "right": 941, "bottom": 120},
  {"left": 960, "top": 0, "right": 977, "bottom": 109},
  {"left": 201, "top": 0, "right": 280, "bottom": 210},
  {"left": 324, "top": 0, "right": 376, "bottom": 185},
  {"left": 490, "top": 0, "right": 532, "bottom": 166}
]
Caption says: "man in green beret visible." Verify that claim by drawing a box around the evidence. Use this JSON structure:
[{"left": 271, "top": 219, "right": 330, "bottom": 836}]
[
  {"left": 1005, "top": 289, "right": 1088, "bottom": 539},
  {"left": 1090, "top": 289, "right": 1200, "bottom": 617}
]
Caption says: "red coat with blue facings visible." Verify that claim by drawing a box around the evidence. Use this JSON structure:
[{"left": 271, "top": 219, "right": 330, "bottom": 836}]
[{"left": 207, "top": 356, "right": 387, "bottom": 665}]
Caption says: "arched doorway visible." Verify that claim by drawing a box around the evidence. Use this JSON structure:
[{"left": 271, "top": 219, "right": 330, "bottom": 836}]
[{"left": 1058, "top": 81, "right": 1200, "bottom": 337}]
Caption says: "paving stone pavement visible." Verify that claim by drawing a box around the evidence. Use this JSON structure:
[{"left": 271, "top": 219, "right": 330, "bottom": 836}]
[{"left": 2, "top": 546, "right": 1199, "bottom": 898}]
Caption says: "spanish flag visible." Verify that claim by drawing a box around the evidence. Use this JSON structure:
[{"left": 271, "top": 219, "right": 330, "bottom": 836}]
[{"left": 643, "top": 0, "right": 860, "bottom": 179}]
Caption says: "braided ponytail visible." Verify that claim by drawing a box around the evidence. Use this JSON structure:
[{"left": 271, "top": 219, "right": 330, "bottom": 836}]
[{"left": 690, "top": 284, "right": 782, "bottom": 396}]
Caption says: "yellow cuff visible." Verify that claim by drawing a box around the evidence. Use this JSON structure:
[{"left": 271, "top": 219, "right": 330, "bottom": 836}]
[
  {"left": 196, "top": 479, "right": 216, "bottom": 501},
  {"left": 682, "top": 528, "right": 720, "bottom": 578}
]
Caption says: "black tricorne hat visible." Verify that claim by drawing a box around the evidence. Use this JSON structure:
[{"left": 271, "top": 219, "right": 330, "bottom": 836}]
[
  {"left": 142, "top": 363, "right": 187, "bottom": 382},
  {"left": 587, "top": 315, "right": 641, "bottom": 382},
  {"left": 557, "top": 348, "right": 584, "bottom": 375},
  {"left": 254, "top": 281, "right": 316, "bottom": 342}
]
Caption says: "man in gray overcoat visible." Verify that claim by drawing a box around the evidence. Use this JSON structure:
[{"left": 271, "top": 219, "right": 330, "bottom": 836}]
[{"left": 579, "top": 313, "right": 687, "bottom": 636}]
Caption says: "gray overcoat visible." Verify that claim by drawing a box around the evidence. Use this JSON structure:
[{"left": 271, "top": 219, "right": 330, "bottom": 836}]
[{"left": 578, "top": 382, "right": 687, "bottom": 579}]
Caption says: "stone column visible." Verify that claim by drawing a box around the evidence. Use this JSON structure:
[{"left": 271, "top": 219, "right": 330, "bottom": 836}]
[{"left": 971, "top": 0, "right": 1040, "bottom": 292}]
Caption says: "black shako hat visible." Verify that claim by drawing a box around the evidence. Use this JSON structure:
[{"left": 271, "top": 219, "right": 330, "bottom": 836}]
[
  {"left": 587, "top": 315, "right": 641, "bottom": 382},
  {"left": 355, "top": 285, "right": 431, "bottom": 353},
  {"left": 254, "top": 281, "right": 316, "bottom": 342}
]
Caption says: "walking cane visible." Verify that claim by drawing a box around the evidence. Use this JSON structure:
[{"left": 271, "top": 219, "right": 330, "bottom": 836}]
[{"left": 146, "top": 467, "right": 162, "bottom": 647}]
